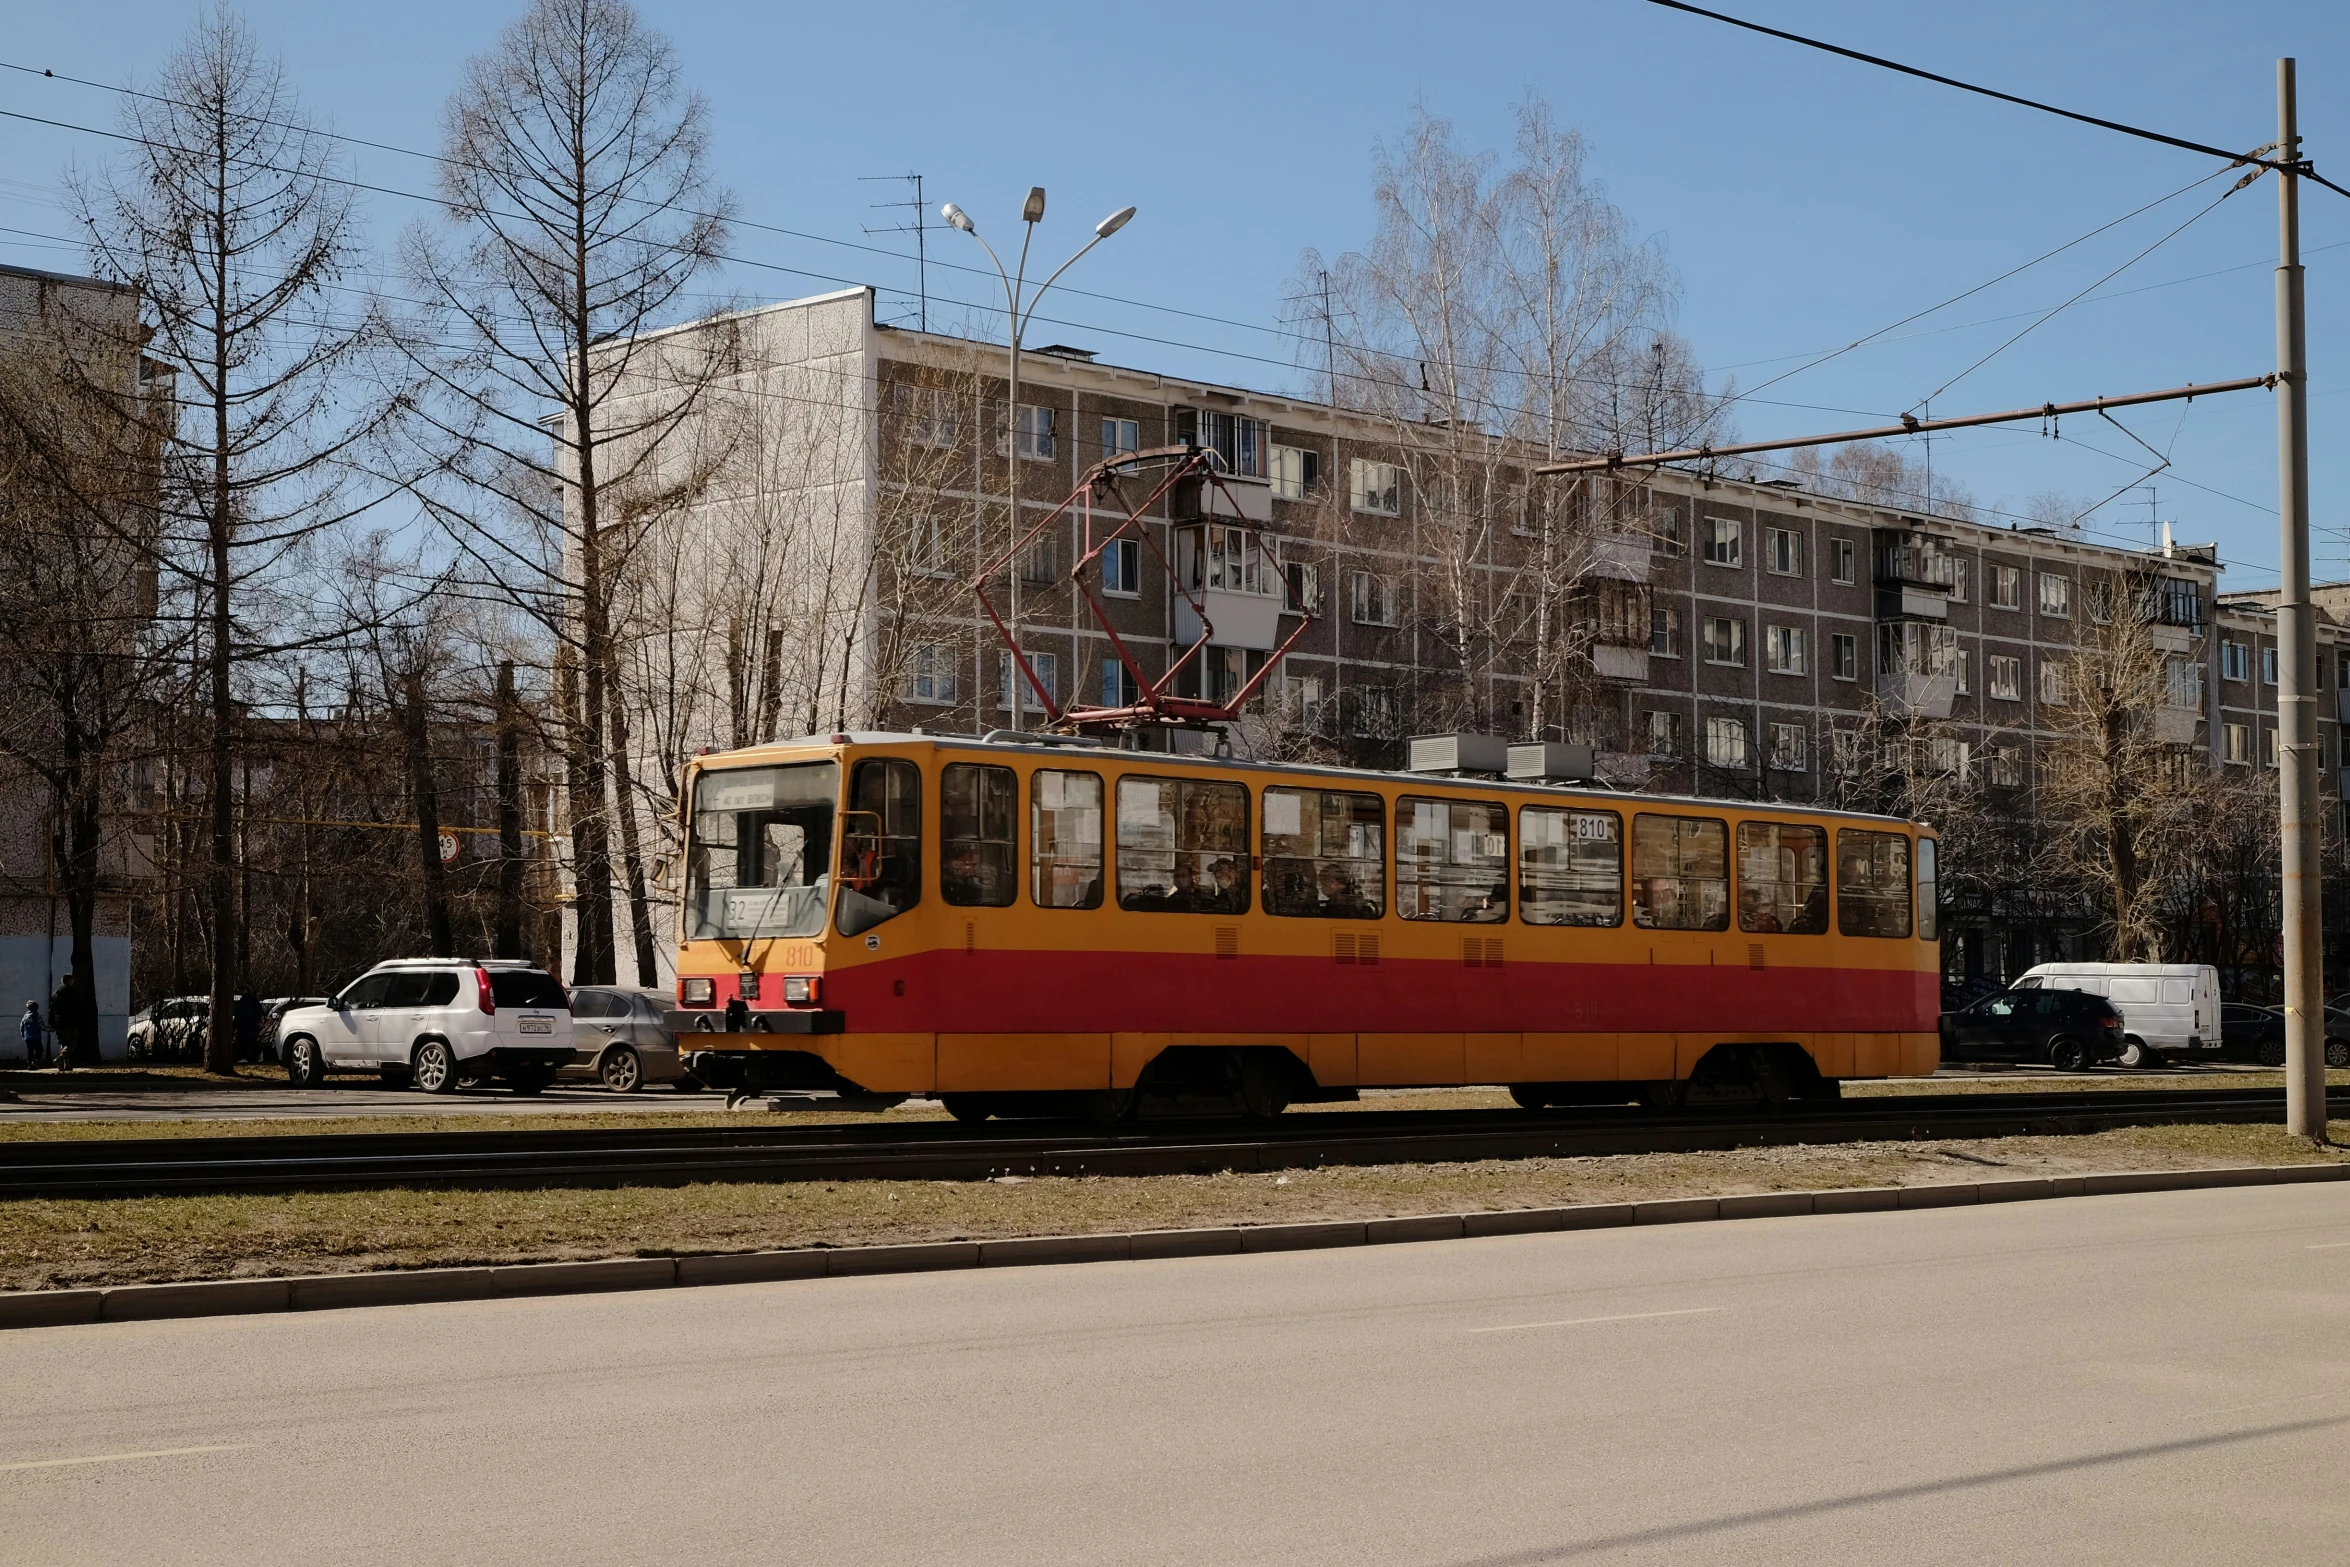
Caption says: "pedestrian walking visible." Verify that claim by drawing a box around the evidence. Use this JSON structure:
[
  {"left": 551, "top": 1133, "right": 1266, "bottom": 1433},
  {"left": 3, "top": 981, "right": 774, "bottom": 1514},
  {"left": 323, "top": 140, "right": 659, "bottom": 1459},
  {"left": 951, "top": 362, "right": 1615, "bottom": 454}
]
[
  {"left": 48, "top": 976, "right": 76, "bottom": 1069},
  {"left": 17, "top": 1001, "right": 42, "bottom": 1068}
]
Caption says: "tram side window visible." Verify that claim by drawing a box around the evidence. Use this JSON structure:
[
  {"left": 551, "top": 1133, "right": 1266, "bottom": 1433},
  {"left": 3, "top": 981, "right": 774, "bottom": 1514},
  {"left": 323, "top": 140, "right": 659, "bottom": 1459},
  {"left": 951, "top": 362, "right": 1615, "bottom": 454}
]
[
  {"left": 1837, "top": 829, "right": 1913, "bottom": 938},
  {"left": 941, "top": 762, "right": 1017, "bottom": 908},
  {"left": 1263, "top": 788, "right": 1386, "bottom": 918},
  {"left": 838, "top": 759, "right": 921, "bottom": 936},
  {"left": 1116, "top": 776, "right": 1250, "bottom": 913},
  {"left": 1031, "top": 769, "right": 1104, "bottom": 909},
  {"left": 1518, "top": 807, "right": 1621, "bottom": 927},
  {"left": 1916, "top": 837, "right": 1939, "bottom": 941},
  {"left": 1632, "top": 813, "right": 1730, "bottom": 931},
  {"left": 1396, "top": 796, "right": 1508, "bottom": 922},
  {"left": 1736, "top": 821, "right": 1828, "bottom": 934}
]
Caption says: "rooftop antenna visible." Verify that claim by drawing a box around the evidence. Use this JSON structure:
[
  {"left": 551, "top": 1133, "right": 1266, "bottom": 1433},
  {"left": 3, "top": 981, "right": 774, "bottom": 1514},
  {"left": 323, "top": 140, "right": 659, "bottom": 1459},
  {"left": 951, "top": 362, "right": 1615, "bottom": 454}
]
[{"left": 860, "top": 172, "right": 934, "bottom": 332}]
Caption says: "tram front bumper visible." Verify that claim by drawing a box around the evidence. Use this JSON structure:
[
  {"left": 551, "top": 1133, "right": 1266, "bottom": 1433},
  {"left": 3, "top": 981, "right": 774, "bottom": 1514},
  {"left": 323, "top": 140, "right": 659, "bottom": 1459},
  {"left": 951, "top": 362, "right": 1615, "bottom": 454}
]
[{"left": 665, "top": 1008, "right": 844, "bottom": 1037}]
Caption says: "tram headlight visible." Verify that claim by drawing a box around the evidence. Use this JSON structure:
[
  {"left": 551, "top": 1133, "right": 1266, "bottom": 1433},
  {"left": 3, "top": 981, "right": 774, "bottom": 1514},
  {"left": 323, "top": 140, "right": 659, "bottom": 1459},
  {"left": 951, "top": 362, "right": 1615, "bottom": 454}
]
[
  {"left": 679, "top": 976, "right": 715, "bottom": 1007},
  {"left": 783, "top": 975, "right": 821, "bottom": 1005}
]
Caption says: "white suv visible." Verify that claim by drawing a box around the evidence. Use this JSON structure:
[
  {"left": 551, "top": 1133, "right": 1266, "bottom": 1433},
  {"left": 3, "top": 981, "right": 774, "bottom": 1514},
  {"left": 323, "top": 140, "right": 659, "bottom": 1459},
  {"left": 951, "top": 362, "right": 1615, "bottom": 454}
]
[{"left": 279, "top": 960, "right": 576, "bottom": 1094}]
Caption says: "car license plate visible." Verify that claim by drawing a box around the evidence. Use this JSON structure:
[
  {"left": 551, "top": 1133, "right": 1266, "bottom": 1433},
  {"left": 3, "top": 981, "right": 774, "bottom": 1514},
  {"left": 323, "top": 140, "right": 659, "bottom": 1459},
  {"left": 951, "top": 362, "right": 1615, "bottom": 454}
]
[{"left": 519, "top": 1016, "right": 552, "bottom": 1035}]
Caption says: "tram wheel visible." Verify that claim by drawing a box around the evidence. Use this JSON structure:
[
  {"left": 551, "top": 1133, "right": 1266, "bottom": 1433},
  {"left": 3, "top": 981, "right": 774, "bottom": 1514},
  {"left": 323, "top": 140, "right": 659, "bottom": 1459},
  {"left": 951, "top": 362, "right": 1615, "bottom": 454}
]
[
  {"left": 1236, "top": 1054, "right": 1289, "bottom": 1119},
  {"left": 1639, "top": 1080, "right": 1686, "bottom": 1111},
  {"left": 941, "top": 1094, "right": 994, "bottom": 1124},
  {"left": 1508, "top": 1084, "right": 1551, "bottom": 1111}
]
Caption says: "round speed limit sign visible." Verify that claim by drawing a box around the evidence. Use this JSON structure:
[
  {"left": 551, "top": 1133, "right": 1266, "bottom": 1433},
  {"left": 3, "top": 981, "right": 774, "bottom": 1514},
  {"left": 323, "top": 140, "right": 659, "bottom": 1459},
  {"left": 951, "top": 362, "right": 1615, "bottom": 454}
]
[{"left": 438, "top": 831, "right": 460, "bottom": 864}]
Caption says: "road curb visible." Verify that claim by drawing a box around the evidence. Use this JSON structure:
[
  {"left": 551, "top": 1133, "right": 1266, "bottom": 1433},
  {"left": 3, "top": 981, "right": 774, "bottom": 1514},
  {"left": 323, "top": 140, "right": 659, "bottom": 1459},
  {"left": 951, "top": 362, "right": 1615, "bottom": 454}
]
[{"left": 4, "top": 1159, "right": 2346, "bottom": 1331}]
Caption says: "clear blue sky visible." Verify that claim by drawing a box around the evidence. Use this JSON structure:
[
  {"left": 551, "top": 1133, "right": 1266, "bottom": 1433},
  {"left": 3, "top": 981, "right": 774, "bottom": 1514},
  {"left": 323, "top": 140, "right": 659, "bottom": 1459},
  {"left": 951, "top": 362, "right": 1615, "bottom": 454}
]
[{"left": 4, "top": 1, "right": 2347, "bottom": 589}]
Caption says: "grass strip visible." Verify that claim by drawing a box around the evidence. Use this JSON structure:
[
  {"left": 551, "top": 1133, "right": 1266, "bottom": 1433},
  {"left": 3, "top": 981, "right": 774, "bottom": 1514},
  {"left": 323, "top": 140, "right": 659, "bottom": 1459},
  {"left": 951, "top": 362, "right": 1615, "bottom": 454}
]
[{"left": 3, "top": 1119, "right": 2344, "bottom": 1295}]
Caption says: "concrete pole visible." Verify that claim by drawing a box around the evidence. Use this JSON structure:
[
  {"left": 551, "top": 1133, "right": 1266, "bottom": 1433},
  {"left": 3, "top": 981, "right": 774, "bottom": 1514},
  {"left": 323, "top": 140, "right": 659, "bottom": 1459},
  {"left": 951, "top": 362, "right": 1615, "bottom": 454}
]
[{"left": 2275, "top": 58, "right": 2327, "bottom": 1142}]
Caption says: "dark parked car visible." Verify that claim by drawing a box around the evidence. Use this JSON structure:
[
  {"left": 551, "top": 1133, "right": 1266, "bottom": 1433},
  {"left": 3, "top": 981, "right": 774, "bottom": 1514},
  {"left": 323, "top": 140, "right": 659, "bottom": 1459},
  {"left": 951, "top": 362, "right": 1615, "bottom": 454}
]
[
  {"left": 1940, "top": 987, "right": 2125, "bottom": 1071},
  {"left": 560, "top": 986, "right": 703, "bottom": 1093},
  {"left": 2224, "top": 1002, "right": 2350, "bottom": 1068}
]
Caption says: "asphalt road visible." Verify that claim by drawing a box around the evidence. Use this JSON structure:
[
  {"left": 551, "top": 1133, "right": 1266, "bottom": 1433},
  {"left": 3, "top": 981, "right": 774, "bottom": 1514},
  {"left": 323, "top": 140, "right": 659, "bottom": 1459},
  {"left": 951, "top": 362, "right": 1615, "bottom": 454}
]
[{"left": 4, "top": 1185, "right": 2348, "bottom": 1564}]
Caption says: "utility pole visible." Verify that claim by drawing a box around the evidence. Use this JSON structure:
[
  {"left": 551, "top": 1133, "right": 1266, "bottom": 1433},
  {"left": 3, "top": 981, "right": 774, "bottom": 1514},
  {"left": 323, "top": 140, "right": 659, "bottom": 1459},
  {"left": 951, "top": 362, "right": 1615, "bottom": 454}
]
[{"left": 2275, "top": 58, "right": 2326, "bottom": 1143}]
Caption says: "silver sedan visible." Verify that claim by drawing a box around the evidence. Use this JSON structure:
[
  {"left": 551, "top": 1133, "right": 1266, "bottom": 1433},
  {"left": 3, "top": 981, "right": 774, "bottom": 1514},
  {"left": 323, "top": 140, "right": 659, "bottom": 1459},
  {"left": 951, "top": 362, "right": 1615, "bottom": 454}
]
[{"left": 561, "top": 987, "right": 704, "bottom": 1093}]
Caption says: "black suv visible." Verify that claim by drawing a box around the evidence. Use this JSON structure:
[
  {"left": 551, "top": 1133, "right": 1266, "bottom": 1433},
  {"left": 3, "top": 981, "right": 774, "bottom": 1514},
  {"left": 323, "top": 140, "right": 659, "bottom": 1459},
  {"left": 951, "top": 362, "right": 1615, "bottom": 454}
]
[{"left": 1940, "top": 987, "right": 2126, "bottom": 1070}]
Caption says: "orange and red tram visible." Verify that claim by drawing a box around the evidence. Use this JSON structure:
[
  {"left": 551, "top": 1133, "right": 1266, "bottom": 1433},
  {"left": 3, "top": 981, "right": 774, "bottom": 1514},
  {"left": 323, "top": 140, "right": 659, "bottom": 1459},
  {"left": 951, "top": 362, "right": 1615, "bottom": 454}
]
[{"left": 670, "top": 733, "right": 1941, "bottom": 1118}]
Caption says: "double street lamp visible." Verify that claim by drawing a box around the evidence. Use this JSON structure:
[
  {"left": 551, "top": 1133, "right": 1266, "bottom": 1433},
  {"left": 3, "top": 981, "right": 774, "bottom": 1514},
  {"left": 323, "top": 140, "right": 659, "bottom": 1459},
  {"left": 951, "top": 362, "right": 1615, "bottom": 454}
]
[{"left": 942, "top": 188, "right": 1136, "bottom": 731}]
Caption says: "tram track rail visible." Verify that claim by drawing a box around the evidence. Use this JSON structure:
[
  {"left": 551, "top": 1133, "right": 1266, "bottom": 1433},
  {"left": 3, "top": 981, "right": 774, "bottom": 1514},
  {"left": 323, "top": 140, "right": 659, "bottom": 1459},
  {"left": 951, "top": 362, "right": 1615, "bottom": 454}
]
[{"left": 0, "top": 1087, "right": 2337, "bottom": 1199}]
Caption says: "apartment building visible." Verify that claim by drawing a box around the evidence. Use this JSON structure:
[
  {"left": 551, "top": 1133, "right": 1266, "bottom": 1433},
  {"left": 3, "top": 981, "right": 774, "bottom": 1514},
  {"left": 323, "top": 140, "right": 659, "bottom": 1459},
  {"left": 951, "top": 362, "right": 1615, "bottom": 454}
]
[
  {"left": 0, "top": 261, "right": 156, "bottom": 1055},
  {"left": 596, "top": 286, "right": 2298, "bottom": 986}
]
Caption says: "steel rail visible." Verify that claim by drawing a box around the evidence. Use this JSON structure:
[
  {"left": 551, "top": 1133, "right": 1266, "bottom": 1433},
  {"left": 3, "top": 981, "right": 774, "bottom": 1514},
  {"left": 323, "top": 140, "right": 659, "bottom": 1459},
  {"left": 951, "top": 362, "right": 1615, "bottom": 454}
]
[{"left": 0, "top": 1088, "right": 2330, "bottom": 1199}]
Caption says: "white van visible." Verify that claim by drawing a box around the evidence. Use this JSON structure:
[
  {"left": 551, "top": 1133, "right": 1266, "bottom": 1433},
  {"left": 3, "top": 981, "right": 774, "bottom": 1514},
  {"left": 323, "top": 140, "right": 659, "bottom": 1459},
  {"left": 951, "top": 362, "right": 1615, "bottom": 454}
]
[{"left": 2013, "top": 963, "right": 2219, "bottom": 1067}]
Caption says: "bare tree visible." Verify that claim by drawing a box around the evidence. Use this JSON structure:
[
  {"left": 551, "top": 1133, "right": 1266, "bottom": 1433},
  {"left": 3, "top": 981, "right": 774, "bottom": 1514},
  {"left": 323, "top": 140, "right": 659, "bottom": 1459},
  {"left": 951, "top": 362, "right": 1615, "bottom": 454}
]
[
  {"left": 2034, "top": 574, "right": 2204, "bottom": 961},
  {"left": 396, "top": 0, "right": 733, "bottom": 987},
  {"left": 1293, "top": 96, "right": 1727, "bottom": 742},
  {"left": 71, "top": 8, "right": 382, "bottom": 1072}
]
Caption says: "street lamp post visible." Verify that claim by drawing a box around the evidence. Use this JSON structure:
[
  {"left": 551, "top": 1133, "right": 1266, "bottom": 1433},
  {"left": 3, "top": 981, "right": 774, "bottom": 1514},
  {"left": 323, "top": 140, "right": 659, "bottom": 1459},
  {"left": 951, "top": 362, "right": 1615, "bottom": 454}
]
[{"left": 942, "top": 190, "right": 1135, "bottom": 731}]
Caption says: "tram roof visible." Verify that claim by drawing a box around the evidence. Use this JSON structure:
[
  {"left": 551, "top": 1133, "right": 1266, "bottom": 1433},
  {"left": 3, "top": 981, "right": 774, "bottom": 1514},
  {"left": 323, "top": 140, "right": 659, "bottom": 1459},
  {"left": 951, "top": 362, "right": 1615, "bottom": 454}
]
[{"left": 689, "top": 731, "right": 1934, "bottom": 832}]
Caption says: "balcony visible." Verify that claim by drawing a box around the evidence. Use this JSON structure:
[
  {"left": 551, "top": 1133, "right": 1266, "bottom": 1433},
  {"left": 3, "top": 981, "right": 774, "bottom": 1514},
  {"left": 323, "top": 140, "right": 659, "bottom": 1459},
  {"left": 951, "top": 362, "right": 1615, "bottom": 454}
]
[
  {"left": 2152, "top": 707, "right": 2201, "bottom": 745},
  {"left": 1174, "top": 588, "right": 1283, "bottom": 651},
  {"left": 1591, "top": 644, "right": 1649, "bottom": 683},
  {"left": 1876, "top": 623, "right": 1957, "bottom": 718},
  {"left": 1588, "top": 527, "right": 1649, "bottom": 583},
  {"left": 1169, "top": 470, "right": 1271, "bottom": 524},
  {"left": 1874, "top": 536, "right": 1956, "bottom": 622}
]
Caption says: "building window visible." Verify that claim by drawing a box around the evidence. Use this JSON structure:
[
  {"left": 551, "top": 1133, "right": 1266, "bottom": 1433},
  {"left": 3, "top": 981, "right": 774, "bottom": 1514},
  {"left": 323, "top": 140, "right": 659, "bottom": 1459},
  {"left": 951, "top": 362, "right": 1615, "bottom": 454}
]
[
  {"left": 1769, "top": 722, "right": 1808, "bottom": 772},
  {"left": 894, "top": 383, "right": 961, "bottom": 447},
  {"left": 908, "top": 514, "right": 952, "bottom": 578},
  {"left": 1990, "top": 745, "right": 2022, "bottom": 789},
  {"left": 2087, "top": 580, "right": 2113, "bottom": 623},
  {"left": 2038, "top": 573, "right": 2072, "bottom": 618},
  {"left": 1764, "top": 624, "right": 1807, "bottom": 675},
  {"left": 1103, "top": 538, "right": 1140, "bottom": 597},
  {"left": 1020, "top": 533, "right": 1057, "bottom": 587},
  {"left": 1270, "top": 444, "right": 1320, "bottom": 500},
  {"left": 1830, "top": 728, "right": 1863, "bottom": 777},
  {"left": 2039, "top": 659, "right": 2067, "bottom": 706},
  {"left": 1349, "top": 459, "right": 1400, "bottom": 515},
  {"left": 2223, "top": 640, "right": 2250, "bottom": 682},
  {"left": 904, "top": 643, "right": 958, "bottom": 705},
  {"left": 1174, "top": 408, "right": 1266, "bottom": 478},
  {"left": 1703, "top": 616, "right": 1747, "bottom": 667},
  {"left": 999, "top": 650, "right": 1059, "bottom": 708},
  {"left": 1352, "top": 685, "right": 1398, "bottom": 737},
  {"left": 2164, "top": 657, "right": 2203, "bottom": 711},
  {"left": 2157, "top": 577, "right": 2201, "bottom": 628},
  {"left": 1704, "top": 716, "right": 1749, "bottom": 770},
  {"left": 1766, "top": 527, "right": 1803, "bottom": 577},
  {"left": 1987, "top": 655, "right": 2022, "bottom": 701},
  {"left": 1990, "top": 565, "right": 2021, "bottom": 609},
  {"left": 2223, "top": 722, "right": 2251, "bottom": 764},
  {"left": 2262, "top": 645, "right": 2279, "bottom": 685},
  {"left": 1349, "top": 570, "right": 1398, "bottom": 626},
  {"left": 1830, "top": 537, "right": 1856, "bottom": 584},
  {"left": 1100, "top": 417, "right": 1140, "bottom": 458},
  {"left": 1929, "top": 737, "right": 1971, "bottom": 779},
  {"left": 1948, "top": 560, "right": 1969, "bottom": 603},
  {"left": 2322, "top": 736, "right": 2331, "bottom": 773},
  {"left": 1004, "top": 403, "right": 1055, "bottom": 461},
  {"left": 1703, "top": 516, "right": 1743, "bottom": 567},
  {"left": 1831, "top": 633, "right": 1858, "bottom": 682},
  {"left": 1100, "top": 659, "right": 1141, "bottom": 708},
  {"left": 1286, "top": 560, "right": 1324, "bottom": 613},
  {"left": 1650, "top": 605, "right": 1681, "bottom": 658},
  {"left": 1646, "top": 709, "right": 1682, "bottom": 756},
  {"left": 1954, "top": 647, "right": 1971, "bottom": 696},
  {"left": 1279, "top": 672, "right": 1323, "bottom": 728},
  {"left": 2265, "top": 727, "right": 2280, "bottom": 767},
  {"left": 2338, "top": 651, "right": 2350, "bottom": 689},
  {"left": 1652, "top": 509, "right": 1685, "bottom": 557}
]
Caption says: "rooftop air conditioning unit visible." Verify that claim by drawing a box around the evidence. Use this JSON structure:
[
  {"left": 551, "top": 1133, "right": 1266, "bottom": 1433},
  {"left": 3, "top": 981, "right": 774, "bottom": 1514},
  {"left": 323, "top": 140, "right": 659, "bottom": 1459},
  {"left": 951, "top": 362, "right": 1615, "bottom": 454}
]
[
  {"left": 1506, "top": 742, "right": 1596, "bottom": 784},
  {"left": 1406, "top": 733, "right": 1509, "bottom": 777}
]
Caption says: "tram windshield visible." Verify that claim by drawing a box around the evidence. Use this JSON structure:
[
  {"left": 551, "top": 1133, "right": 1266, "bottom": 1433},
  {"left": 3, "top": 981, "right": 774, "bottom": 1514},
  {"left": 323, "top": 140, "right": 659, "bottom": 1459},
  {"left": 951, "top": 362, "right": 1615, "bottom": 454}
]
[{"left": 684, "top": 762, "right": 839, "bottom": 943}]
